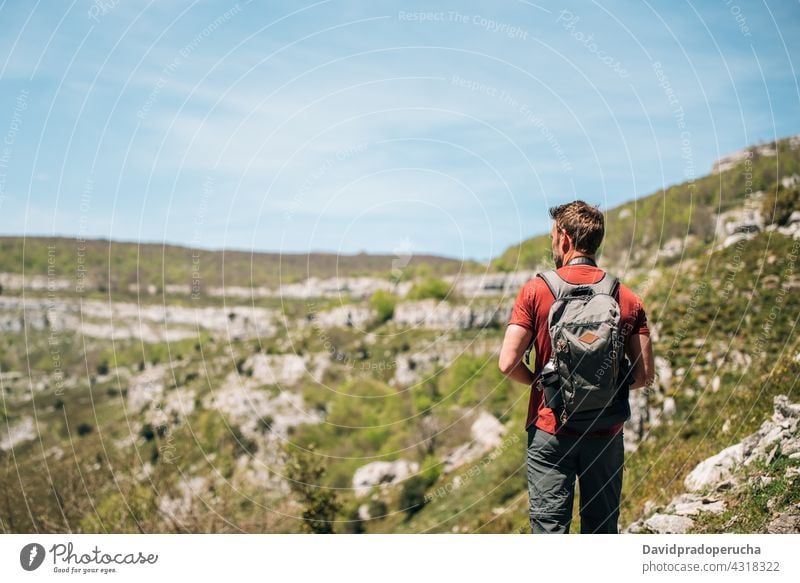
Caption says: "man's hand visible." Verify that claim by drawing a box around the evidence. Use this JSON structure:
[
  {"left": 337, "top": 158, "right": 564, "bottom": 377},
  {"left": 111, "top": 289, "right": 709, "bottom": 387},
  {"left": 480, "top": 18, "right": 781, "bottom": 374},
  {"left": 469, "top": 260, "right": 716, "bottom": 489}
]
[
  {"left": 498, "top": 324, "right": 536, "bottom": 385},
  {"left": 625, "top": 333, "right": 655, "bottom": 389}
]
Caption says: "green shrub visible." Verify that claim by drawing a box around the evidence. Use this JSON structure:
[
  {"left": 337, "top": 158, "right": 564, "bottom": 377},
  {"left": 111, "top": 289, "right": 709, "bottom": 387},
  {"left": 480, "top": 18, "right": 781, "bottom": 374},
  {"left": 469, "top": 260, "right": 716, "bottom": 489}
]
[
  {"left": 439, "top": 355, "right": 481, "bottom": 401},
  {"left": 398, "top": 475, "right": 428, "bottom": 517},
  {"left": 408, "top": 278, "right": 451, "bottom": 301},
  {"left": 285, "top": 444, "right": 341, "bottom": 533},
  {"left": 761, "top": 186, "right": 800, "bottom": 225},
  {"left": 341, "top": 502, "right": 365, "bottom": 533},
  {"left": 369, "top": 290, "right": 397, "bottom": 322},
  {"left": 79, "top": 486, "right": 155, "bottom": 533},
  {"left": 367, "top": 498, "right": 388, "bottom": 519},
  {"left": 420, "top": 455, "right": 442, "bottom": 488},
  {"left": 96, "top": 360, "right": 110, "bottom": 375}
]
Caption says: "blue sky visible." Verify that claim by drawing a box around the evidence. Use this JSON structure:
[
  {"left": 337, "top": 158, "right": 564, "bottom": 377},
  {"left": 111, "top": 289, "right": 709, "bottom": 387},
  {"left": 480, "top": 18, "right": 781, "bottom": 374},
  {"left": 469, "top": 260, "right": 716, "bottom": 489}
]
[{"left": 1, "top": 0, "right": 798, "bottom": 261}]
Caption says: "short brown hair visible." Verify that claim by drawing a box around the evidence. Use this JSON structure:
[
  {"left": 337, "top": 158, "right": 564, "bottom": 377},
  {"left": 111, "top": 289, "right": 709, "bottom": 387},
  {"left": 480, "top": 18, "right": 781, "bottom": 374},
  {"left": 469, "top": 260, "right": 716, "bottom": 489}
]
[{"left": 549, "top": 200, "right": 605, "bottom": 254}]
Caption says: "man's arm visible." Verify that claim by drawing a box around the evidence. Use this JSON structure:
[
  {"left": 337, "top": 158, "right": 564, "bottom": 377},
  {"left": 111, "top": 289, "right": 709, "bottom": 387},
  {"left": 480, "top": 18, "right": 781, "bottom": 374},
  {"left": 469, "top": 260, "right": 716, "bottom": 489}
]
[
  {"left": 625, "top": 333, "right": 655, "bottom": 389},
  {"left": 498, "top": 324, "right": 536, "bottom": 385}
]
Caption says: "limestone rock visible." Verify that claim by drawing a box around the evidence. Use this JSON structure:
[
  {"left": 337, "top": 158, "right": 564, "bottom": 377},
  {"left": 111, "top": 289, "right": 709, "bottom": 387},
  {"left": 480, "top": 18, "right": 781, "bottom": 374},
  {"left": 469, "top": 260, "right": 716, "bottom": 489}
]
[
  {"left": 684, "top": 443, "right": 744, "bottom": 492},
  {"left": 203, "top": 370, "right": 322, "bottom": 440},
  {"left": 654, "top": 356, "right": 673, "bottom": 391},
  {"left": 0, "top": 296, "right": 276, "bottom": 342},
  {"left": 446, "top": 271, "right": 535, "bottom": 298},
  {"left": 442, "top": 411, "right": 506, "bottom": 473},
  {"left": 666, "top": 493, "right": 726, "bottom": 516},
  {"left": 644, "top": 513, "right": 695, "bottom": 534},
  {"left": 127, "top": 365, "right": 166, "bottom": 411},
  {"left": 624, "top": 356, "right": 672, "bottom": 452},
  {"left": 310, "top": 305, "right": 374, "bottom": 328},
  {"left": 393, "top": 300, "right": 510, "bottom": 330},
  {"left": 0, "top": 417, "right": 35, "bottom": 451},
  {"left": 352, "top": 460, "right": 419, "bottom": 497},
  {"left": 628, "top": 395, "right": 800, "bottom": 534},
  {"left": 358, "top": 504, "right": 371, "bottom": 521},
  {"left": 767, "top": 512, "right": 800, "bottom": 534},
  {"left": 244, "top": 353, "right": 312, "bottom": 386},
  {"left": 392, "top": 353, "right": 441, "bottom": 387},
  {"left": 739, "top": 395, "right": 800, "bottom": 464},
  {"left": 662, "top": 397, "right": 676, "bottom": 418}
]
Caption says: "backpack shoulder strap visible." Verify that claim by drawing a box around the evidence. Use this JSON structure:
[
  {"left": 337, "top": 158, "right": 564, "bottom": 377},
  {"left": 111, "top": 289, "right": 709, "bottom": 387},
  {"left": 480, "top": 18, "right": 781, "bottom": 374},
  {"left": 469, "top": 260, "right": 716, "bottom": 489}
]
[
  {"left": 588, "top": 272, "right": 620, "bottom": 297},
  {"left": 537, "top": 270, "right": 575, "bottom": 300},
  {"left": 539, "top": 270, "right": 621, "bottom": 299}
]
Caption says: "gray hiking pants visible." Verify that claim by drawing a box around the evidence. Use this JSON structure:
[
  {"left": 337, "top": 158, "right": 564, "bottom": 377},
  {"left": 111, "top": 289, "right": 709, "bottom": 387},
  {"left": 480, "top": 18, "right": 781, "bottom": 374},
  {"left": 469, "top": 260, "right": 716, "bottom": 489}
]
[{"left": 526, "top": 426, "right": 624, "bottom": 534}]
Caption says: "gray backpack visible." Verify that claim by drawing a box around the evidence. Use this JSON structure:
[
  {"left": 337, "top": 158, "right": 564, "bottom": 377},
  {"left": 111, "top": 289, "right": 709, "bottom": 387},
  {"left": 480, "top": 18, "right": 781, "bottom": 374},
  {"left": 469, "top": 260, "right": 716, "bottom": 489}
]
[{"left": 527, "top": 269, "right": 631, "bottom": 431}]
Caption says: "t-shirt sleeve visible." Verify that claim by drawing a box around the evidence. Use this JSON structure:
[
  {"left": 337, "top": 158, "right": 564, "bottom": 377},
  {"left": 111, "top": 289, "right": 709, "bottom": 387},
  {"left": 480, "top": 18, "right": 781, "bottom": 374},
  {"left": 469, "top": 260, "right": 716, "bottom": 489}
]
[
  {"left": 508, "top": 281, "right": 535, "bottom": 331},
  {"left": 630, "top": 294, "right": 650, "bottom": 336}
]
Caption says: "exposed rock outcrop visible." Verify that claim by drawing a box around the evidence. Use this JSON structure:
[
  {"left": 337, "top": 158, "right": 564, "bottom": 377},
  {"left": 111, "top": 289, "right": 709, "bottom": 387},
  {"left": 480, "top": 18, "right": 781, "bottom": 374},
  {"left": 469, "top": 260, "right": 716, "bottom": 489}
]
[
  {"left": 393, "top": 300, "right": 510, "bottom": 330},
  {"left": 352, "top": 460, "right": 419, "bottom": 497},
  {"left": 684, "top": 443, "right": 744, "bottom": 492},
  {"left": 445, "top": 271, "right": 535, "bottom": 298},
  {"left": 308, "top": 305, "right": 374, "bottom": 329},
  {"left": 242, "top": 352, "right": 327, "bottom": 386},
  {"left": 0, "top": 297, "right": 277, "bottom": 342},
  {"left": 643, "top": 513, "right": 696, "bottom": 534},
  {"left": 127, "top": 365, "right": 167, "bottom": 412},
  {"left": 0, "top": 417, "right": 35, "bottom": 451},
  {"left": 626, "top": 395, "right": 800, "bottom": 533},
  {"left": 624, "top": 355, "right": 673, "bottom": 452},
  {"left": 390, "top": 339, "right": 498, "bottom": 387},
  {"left": 442, "top": 411, "right": 506, "bottom": 473},
  {"left": 203, "top": 372, "right": 321, "bottom": 441}
]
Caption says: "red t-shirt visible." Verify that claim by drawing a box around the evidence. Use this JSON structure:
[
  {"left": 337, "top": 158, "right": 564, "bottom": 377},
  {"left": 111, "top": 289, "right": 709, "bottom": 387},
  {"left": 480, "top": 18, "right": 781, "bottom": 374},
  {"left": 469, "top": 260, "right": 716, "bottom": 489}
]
[{"left": 508, "top": 264, "right": 650, "bottom": 435}]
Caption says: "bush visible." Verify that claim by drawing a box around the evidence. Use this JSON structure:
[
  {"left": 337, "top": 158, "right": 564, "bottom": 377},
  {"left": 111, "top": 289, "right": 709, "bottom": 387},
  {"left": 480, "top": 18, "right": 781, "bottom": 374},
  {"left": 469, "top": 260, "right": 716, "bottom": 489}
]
[
  {"left": 96, "top": 360, "right": 110, "bottom": 375},
  {"left": 341, "top": 502, "right": 365, "bottom": 533},
  {"left": 761, "top": 186, "right": 800, "bottom": 225},
  {"left": 420, "top": 455, "right": 442, "bottom": 488},
  {"left": 408, "top": 278, "right": 451, "bottom": 301},
  {"left": 369, "top": 290, "right": 397, "bottom": 323},
  {"left": 285, "top": 444, "right": 341, "bottom": 533},
  {"left": 367, "top": 498, "right": 388, "bottom": 519},
  {"left": 439, "top": 355, "right": 482, "bottom": 402},
  {"left": 257, "top": 415, "right": 274, "bottom": 434},
  {"left": 76, "top": 422, "right": 94, "bottom": 436},
  {"left": 398, "top": 475, "right": 428, "bottom": 517}
]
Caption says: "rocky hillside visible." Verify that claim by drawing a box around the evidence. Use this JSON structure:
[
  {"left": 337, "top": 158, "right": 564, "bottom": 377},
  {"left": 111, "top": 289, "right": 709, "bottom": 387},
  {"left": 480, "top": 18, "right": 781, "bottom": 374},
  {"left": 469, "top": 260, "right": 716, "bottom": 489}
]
[
  {"left": 1, "top": 135, "right": 798, "bottom": 534},
  {"left": 627, "top": 395, "right": 800, "bottom": 534}
]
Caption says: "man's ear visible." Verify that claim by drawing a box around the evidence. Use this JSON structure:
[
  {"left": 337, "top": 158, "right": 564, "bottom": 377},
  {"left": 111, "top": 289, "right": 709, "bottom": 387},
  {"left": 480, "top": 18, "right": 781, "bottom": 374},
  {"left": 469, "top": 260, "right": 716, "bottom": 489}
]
[{"left": 560, "top": 230, "right": 572, "bottom": 254}]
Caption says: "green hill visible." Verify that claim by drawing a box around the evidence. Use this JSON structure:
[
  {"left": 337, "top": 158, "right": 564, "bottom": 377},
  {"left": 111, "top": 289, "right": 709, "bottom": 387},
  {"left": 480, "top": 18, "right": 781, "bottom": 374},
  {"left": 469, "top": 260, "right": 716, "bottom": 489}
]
[{"left": 0, "top": 236, "right": 478, "bottom": 296}]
